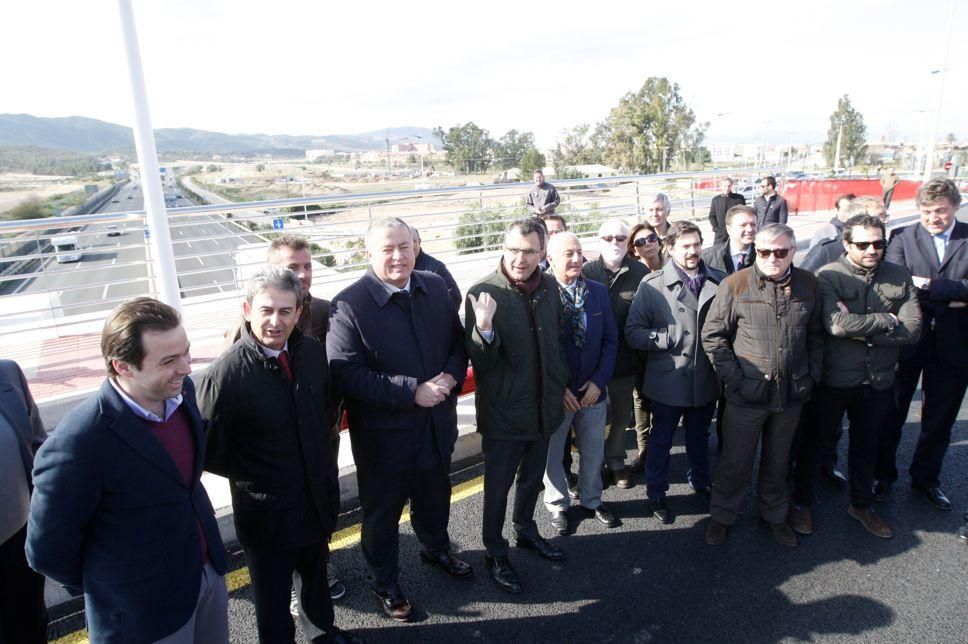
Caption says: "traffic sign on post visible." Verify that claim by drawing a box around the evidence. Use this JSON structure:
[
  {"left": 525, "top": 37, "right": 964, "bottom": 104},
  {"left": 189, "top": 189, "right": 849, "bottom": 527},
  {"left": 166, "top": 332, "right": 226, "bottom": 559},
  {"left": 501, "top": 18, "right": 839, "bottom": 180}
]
[
  {"left": 273, "top": 217, "right": 285, "bottom": 230},
  {"left": 943, "top": 161, "right": 953, "bottom": 171}
]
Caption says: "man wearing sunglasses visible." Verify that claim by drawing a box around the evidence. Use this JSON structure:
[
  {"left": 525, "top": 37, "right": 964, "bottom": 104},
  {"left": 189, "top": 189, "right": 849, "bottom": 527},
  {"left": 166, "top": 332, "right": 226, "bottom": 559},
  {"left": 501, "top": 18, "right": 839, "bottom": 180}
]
[
  {"left": 876, "top": 178, "right": 968, "bottom": 513},
  {"left": 583, "top": 220, "right": 649, "bottom": 489},
  {"left": 702, "top": 224, "right": 823, "bottom": 547},
  {"left": 812, "top": 214, "right": 921, "bottom": 538}
]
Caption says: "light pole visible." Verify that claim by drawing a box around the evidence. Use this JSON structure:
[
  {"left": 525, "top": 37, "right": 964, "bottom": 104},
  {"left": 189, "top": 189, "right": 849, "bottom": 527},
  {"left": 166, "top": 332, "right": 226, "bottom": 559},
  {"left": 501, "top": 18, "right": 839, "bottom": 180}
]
[
  {"left": 923, "top": 0, "right": 956, "bottom": 182},
  {"left": 834, "top": 118, "right": 844, "bottom": 172}
]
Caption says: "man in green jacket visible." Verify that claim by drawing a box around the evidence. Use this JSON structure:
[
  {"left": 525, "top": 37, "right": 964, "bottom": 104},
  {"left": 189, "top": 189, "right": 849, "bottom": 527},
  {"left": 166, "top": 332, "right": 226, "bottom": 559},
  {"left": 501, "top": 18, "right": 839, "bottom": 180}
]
[
  {"left": 812, "top": 213, "right": 921, "bottom": 539},
  {"left": 466, "top": 219, "right": 570, "bottom": 595}
]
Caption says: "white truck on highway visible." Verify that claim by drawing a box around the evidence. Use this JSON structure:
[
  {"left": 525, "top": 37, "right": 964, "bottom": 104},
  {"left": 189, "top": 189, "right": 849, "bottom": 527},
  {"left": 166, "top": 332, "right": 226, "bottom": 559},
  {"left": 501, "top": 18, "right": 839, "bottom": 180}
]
[{"left": 51, "top": 235, "right": 82, "bottom": 263}]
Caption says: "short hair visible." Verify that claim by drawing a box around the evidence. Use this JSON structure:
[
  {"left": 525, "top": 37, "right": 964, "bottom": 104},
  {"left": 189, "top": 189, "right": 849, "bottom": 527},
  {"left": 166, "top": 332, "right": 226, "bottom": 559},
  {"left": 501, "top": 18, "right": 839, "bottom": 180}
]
[
  {"left": 756, "top": 223, "right": 796, "bottom": 247},
  {"left": 627, "top": 222, "right": 657, "bottom": 257},
  {"left": 647, "top": 192, "right": 671, "bottom": 211},
  {"left": 506, "top": 217, "right": 546, "bottom": 249},
  {"left": 410, "top": 226, "right": 422, "bottom": 243},
  {"left": 665, "top": 220, "right": 703, "bottom": 247},
  {"left": 842, "top": 199, "right": 872, "bottom": 219},
  {"left": 853, "top": 195, "right": 887, "bottom": 218},
  {"left": 246, "top": 265, "right": 302, "bottom": 305},
  {"left": 365, "top": 217, "right": 411, "bottom": 247},
  {"left": 544, "top": 214, "right": 568, "bottom": 231},
  {"left": 720, "top": 176, "right": 735, "bottom": 185},
  {"left": 761, "top": 176, "right": 777, "bottom": 189},
  {"left": 725, "top": 204, "right": 756, "bottom": 226},
  {"left": 534, "top": 168, "right": 544, "bottom": 175},
  {"left": 916, "top": 178, "right": 961, "bottom": 208},
  {"left": 101, "top": 297, "right": 181, "bottom": 376},
  {"left": 546, "top": 231, "right": 580, "bottom": 258},
  {"left": 598, "top": 218, "right": 627, "bottom": 237},
  {"left": 835, "top": 193, "right": 857, "bottom": 211},
  {"left": 268, "top": 234, "right": 309, "bottom": 256},
  {"left": 843, "top": 214, "right": 886, "bottom": 243}
]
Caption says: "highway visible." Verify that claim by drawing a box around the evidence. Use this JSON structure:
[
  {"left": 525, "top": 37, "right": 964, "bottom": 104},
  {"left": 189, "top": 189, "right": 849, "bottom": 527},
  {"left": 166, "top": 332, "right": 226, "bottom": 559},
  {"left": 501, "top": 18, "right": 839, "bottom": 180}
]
[{"left": 13, "top": 181, "right": 262, "bottom": 317}]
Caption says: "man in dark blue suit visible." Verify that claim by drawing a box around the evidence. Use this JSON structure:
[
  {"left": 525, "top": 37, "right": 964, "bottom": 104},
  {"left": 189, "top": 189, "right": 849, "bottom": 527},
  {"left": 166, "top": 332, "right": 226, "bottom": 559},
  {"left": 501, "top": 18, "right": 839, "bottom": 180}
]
[
  {"left": 542, "top": 232, "right": 619, "bottom": 534},
  {"left": 327, "top": 218, "right": 470, "bottom": 623},
  {"left": 27, "top": 298, "right": 228, "bottom": 644},
  {"left": 876, "top": 179, "right": 968, "bottom": 510}
]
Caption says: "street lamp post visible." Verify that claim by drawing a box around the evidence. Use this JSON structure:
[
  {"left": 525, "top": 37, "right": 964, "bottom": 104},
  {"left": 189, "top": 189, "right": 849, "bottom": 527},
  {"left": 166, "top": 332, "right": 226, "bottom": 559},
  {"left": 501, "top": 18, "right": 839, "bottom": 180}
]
[{"left": 922, "top": 0, "right": 956, "bottom": 182}]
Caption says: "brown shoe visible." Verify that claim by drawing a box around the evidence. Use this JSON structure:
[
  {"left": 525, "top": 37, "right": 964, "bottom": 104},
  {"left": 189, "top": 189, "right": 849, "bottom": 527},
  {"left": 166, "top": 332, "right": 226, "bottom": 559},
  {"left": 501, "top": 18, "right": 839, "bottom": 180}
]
[
  {"left": 628, "top": 450, "right": 647, "bottom": 473},
  {"left": 788, "top": 505, "right": 813, "bottom": 535},
  {"left": 848, "top": 505, "right": 894, "bottom": 539},
  {"left": 613, "top": 467, "right": 633, "bottom": 489},
  {"left": 768, "top": 521, "right": 798, "bottom": 547},
  {"left": 705, "top": 519, "right": 728, "bottom": 546}
]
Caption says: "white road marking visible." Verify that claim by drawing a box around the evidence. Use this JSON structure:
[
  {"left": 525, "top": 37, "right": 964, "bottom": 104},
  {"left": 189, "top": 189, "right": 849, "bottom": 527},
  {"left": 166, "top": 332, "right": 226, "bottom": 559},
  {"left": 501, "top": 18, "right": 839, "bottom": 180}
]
[
  {"left": 111, "top": 257, "right": 117, "bottom": 265},
  {"left": 102, "top": 284, "right": 110, "bottom": 299},
  {"left": 212, "top": 279, "right": 224, "bottom": 293},
  {"left": 196, "top": 257, "right": 205, "bottom": 266}
]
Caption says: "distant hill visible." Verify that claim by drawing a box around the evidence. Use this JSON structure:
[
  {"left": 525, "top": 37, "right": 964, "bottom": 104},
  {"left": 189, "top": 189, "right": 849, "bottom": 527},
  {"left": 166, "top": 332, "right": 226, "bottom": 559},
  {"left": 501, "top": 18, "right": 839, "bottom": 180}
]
[{"left": 0, "top": 114, "right": 437, "bottom": 157}]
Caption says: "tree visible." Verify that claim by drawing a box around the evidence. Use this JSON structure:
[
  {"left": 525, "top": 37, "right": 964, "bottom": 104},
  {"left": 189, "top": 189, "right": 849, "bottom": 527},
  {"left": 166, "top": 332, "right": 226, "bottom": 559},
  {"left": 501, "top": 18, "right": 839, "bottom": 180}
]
[
  {"left": 598, "top": 78, "right": 701, "bottom": 174},
  {"left": 823, "top": 95, "right": 867, "bottom": 168},
  {"left": 493, "top": 130, "right": 537, "bottom": 170},
  {"left": 550, "top": 123, "right": 606, "bottom": 173},
  {"left": 518, "top": 149, "right": 546, "bottom": 178},
  {"left": 9, "top": 196, "right": 47, "bottom": 220},
  {"left": 433, "top": 122, "right": 494, "bottom": 174}
]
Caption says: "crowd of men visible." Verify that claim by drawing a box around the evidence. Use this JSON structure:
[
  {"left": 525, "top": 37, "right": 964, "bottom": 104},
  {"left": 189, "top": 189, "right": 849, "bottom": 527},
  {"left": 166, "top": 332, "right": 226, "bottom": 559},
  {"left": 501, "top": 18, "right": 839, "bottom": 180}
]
[{"left": 1, "top": 171, "right": 965, "bottom": 643}]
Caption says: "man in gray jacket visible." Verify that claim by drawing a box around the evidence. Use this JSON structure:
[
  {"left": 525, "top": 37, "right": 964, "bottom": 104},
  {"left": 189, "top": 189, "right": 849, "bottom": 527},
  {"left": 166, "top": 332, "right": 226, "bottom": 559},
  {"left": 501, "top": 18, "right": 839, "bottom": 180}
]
[
  {"left": 626, "top": 221, "right": 725, "bottom": 524},
  {"left": 813, "top": 214, "right": 921, "bottom": 539},
  {"left": 702, "top": 224, "right": 823, "bottom": 548}
]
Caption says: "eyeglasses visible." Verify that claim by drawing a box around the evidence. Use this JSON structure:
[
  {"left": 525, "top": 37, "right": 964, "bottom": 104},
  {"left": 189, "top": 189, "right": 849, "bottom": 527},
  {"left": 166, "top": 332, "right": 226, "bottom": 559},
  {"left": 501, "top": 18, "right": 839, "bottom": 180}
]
[
  {"left": 504, "top": 247, "right": 539, "bottom": 257},
  {"left": 633, "top": 235, "right": 659, "bottom": 247},
  {"left": 601, "top": 235, "right": 628, "bottom": 243},
  {"left": 850, "top": 240, "right": 886, "bottom": 251},
  {"left": 755, "top": 248, "right": 791, "bottom": 259}
]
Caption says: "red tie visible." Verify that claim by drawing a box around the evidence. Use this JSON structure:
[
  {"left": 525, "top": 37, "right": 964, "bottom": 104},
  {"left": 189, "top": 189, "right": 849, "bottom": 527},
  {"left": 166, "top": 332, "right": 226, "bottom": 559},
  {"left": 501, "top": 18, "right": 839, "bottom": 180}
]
[{"left": 277, "top": 350, "right": 293, "bottom": 382}]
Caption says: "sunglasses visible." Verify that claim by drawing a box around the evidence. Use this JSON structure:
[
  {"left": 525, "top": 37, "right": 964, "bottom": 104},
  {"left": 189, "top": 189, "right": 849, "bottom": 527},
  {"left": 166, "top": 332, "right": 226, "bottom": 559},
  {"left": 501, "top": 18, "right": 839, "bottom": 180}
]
[
  {"left": 601, "top": 235, "right": 628, "bottom": 243},
  {"left": 850, "top": 240, "right": 886, "bottom": 251},
  {"left": 633, "top": 234, "right": 659, "bottom": 247},
  {"left": 755, "top": 248, "right": 791, "bottom": 259}
]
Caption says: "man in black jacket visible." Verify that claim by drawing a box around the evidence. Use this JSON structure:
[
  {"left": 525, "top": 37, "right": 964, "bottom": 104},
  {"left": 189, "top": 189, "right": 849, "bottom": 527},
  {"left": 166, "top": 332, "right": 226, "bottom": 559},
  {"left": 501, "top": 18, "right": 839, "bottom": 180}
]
[
  {"left": 701, "top": 205, "right": 757, "bottom": 276},
  {"left": 412, "top": 225, "right": 462, "bottom": 309},
  {"left": 583, "top": 219, "right": 648, "bottom": 483},
  {"left": 328, "top": 218, "right": 471, "bottom": 623},
  {"left": 198, "top": 268, "right": 358, "bottom": 644},
  {"left": 754, "top": 176, "right": 789, "bottom": 228},
  {"left": 708, "top": 177, "right": 747, "bottom": 245}
]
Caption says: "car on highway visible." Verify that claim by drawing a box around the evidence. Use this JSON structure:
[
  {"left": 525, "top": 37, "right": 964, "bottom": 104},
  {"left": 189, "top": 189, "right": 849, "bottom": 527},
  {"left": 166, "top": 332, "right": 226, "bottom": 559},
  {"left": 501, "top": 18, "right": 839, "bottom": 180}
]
[
  {"left": 111, "top": 199, "right": 120, "bottom": 203},
  {"left": 126, "top": 195, "right": 133, "bottom": 199},
  {"left": 106, "top": 225, "right": 121, "bottom": 237}
]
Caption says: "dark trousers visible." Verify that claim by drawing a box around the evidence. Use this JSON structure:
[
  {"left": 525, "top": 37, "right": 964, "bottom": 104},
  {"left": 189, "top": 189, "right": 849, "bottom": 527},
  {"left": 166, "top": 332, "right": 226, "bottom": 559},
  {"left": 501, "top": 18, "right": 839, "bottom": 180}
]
[
  {"left": 817, "top": 384, "right": 893, "bottom": 508},
  {"left": 789, "top": 398, "right": 822, "bottom": 507},
  {"left": 244, "top": 542, "right": 333, "bottom": 643},
  {"left": 646, "top": 400, "right": 715, "bottom": 499},
  {"left": 0, "top": 524, "right": 47, "bottom": 644},
  {"left": 711, "top": 402, "right": 801, "bottom": 525},
  {"left": 632, "top": 386, "right": 653, "bottom": 453},
  {"left": 877, "top": 352, "right": 968, "bottom": 488},
  {"left": 356, "top": 461, "right": 451, "bottom": 590},
  {"left": 482, "top": 435, "right": 549, "bottom": 557},
  {"left": 883, "top": 187, "right": 896, "bottom": 209}
]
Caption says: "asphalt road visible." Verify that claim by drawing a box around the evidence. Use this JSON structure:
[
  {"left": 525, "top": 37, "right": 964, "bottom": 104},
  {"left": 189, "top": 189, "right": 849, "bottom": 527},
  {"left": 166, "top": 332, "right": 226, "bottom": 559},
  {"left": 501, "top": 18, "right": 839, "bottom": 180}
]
[
  {"left": 46, "top": 393, "right": 968, "bottom": 643},
  {"left": 13, "top": 182, "right": 260, "bottom": 316}
]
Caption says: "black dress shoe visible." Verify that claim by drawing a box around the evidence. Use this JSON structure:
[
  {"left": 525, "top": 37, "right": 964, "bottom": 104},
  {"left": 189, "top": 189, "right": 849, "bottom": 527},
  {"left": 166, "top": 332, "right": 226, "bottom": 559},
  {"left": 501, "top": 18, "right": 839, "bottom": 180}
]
[
  {"left": 373, "top": 584, "right": 413, "bottom": 622},
  {"left": 590, "top": 503, "right": 619, "bottom": 528},
  {"left": 567, "top": 480, "right": 579, "bottom": 500},
  {"left": 648, "top": 497, "right": 674, "bottom": 524},
  {"left": 912, "top": 484, "right": 952, "bottom": 510},
  {"left": 820, "top": 467, "right": 848, "bottom": 488},
  {"left": 871, "top": 480, "right": 892, "bottom": 502},
  {"left": 515, "top": 535, "right": 566, "bottom": 561},
  {"left": 419, "top": 550, "right": 473, "bottom": 578},
  {"left": 550, "top": 510, "right": 569, "bottom": 535},
  {"left": 690, "top": 483, "right": 712, "bottom": 497},
  {"left": 484, "top": 555, "right": 522, "bottom": 594}
]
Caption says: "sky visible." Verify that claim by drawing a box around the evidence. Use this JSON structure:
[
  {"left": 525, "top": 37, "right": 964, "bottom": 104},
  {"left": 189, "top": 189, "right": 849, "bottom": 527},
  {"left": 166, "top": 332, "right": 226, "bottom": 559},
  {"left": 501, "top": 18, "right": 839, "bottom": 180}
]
[{"left": 3, "top": 0, "right": 966, "bottom": 149}]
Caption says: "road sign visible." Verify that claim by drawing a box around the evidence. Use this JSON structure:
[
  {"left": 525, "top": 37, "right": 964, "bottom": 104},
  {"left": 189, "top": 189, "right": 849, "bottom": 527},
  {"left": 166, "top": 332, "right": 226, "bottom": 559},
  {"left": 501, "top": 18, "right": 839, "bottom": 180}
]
[
  {"left": 273, "top": 217, "right": 285, "bottom": 230},
  {"left": 944, "top": 161, "right": 953, "bottom": 171}
]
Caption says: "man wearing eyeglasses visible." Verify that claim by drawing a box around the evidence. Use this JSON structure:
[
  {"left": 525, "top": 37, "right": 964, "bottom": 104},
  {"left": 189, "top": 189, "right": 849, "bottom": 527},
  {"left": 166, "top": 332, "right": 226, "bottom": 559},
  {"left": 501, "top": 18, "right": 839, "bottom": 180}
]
[
  {"left": 708, "top": 177, "right": 747, "bottom": 246},
  {"left": 810, "top": 214, "right": 921, "bottom": 538},
  {"left": 583, "top": 220, "right": 649, "bottom": 488},
  {"left": 702, "top": 224, "right": 823, "bottom": 547},
  {"left": 875, "top": 178, "right": 968, "bottom": 512},
  {"left": 466, "top": 219, "right": 570, "bottom": 594},
  {"left": 754, "top": 176, "right": 789, "bottom": 228}
]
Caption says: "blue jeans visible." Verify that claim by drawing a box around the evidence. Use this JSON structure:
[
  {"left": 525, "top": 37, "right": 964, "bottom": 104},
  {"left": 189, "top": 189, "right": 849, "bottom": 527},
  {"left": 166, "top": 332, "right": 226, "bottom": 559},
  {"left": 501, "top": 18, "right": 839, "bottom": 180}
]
[
  {"left": 645, "top": 400, "right": 715, "bottom": 500},
  {"left": 544, "top": 399, "right": 608, "bottom": 512}
]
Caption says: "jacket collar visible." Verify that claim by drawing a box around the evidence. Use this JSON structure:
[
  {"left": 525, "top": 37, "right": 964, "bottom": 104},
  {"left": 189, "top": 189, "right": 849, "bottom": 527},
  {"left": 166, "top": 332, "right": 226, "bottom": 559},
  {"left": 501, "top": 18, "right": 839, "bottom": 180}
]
[{"left": 362, "top": 267, "right": 427, "bottom": 307}]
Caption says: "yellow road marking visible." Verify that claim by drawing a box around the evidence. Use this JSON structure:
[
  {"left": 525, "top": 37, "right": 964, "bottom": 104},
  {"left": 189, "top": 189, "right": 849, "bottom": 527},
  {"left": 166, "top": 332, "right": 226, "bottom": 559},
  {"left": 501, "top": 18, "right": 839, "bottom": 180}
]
[{"left": 52, "top": 474, "right": 485, "bottom": 644}]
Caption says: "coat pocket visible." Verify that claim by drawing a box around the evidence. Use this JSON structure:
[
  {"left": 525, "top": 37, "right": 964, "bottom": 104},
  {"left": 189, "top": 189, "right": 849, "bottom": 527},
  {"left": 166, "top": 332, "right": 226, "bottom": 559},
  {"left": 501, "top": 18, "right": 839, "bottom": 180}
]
[{"left": 735, "top": 361, "right": 771, "bottom": 404}]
